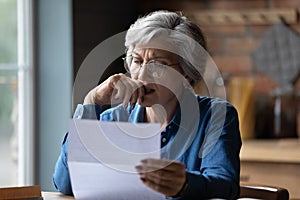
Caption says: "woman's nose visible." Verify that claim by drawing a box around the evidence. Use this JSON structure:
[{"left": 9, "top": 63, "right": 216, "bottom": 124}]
[{"left": 138, "top": 64, "right": 153, "bottom": 81}]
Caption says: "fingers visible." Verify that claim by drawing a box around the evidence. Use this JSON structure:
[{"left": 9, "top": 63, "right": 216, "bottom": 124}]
[
  {"left": 140, "top": 158, "right": 183, "bottom": 172},
  {"left": 135, "top": 158, "right": 186, "bottom": 196},
  {"left": 140, "top": 175, "right": 174, "bottom": 196},
  {"left": 137, "top": 86, "right": 145, "bottom": 105},
  {"left": 84, "top": 73, "right": 145, "bottom": 108},
  {"left": 140, "top": 167, "right": 175, "bottom": 182},
  {"left": 110, "top": 74, "right": 144, "bottom": 109},
  {"left": 123, "top": 79, "right": 142, "bottom": 110},
  {"left": 138, "top": 167, "right": 179, "bottom": 196}
]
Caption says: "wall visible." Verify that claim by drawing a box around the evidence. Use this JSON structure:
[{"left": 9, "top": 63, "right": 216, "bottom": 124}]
[
  {"left": 202, "top": 0, "right": 300, "bottom": 139},
  {"left": 72, "top": 0, "right": 139, "bottom": 107},
  {"left": 200, "top": 0, "right": 300, "bottom": 139},
  {"left": 139, "top": 0, "right": 300, "bottom": 92},
  {"left": 137, "top": 0, "right": 300, "bottom": 139},
  {"left": 73, "top": 0, "right": 300, "bottom": 139},
  {"left": 37, "top": 0, "right": 73, "bottom": 191}
]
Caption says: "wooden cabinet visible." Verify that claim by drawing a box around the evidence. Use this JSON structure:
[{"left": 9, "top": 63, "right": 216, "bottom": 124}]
[{"left": 240, "top": 139, "right": 300, "bottom": 199}]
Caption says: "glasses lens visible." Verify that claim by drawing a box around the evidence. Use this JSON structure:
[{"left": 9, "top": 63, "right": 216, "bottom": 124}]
[
  {"left": 147, "top": 62, "right": 165, "bottom": 78},
  {"left": 130, "top": 66, "right": 141, "bottom": 74}
]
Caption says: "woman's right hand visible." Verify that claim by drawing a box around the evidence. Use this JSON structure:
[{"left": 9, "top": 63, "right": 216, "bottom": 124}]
[{"left": 83, "top": 73, "right": 145, "bottom": 109}]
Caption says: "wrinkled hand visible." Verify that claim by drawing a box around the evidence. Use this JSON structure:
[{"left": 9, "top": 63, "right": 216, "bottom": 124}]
[
  {"left": 135, "top": 158, "right": 186, "bottom": 197},
  {"left": 83, "top": 73, "right": 144, "bottom": 109}
]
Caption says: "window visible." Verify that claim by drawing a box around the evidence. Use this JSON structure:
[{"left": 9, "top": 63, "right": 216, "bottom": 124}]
[{"left": 0, "top": 0, "right": 34, "bottom": 186}]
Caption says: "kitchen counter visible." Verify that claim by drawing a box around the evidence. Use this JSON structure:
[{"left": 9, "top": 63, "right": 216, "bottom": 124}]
[{"left": 240, "top": 138, "right": 300, "bottom": 199}]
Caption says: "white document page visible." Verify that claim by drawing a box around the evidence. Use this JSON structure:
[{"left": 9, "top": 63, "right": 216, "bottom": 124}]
[{"left": 68, "top": 119, "right": 165, "bottom": 200}]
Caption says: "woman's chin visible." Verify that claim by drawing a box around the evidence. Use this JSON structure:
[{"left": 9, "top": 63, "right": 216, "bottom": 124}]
[
  {"left": 139, "top": 101, "right": 154, "bottom": 107},
  {"left": 139, "top": 98, "right": 156, "bottom": 107}
]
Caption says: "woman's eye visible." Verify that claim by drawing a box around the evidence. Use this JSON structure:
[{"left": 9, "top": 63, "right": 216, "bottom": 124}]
[
  {"left": 153, "top": 60, "right": 167, "bottom": 65},
  {"left": 132, "top": 59, "right": 142, "bottom": 65}
]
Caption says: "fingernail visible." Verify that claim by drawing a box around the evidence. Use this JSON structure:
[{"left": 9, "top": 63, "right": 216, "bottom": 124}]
[
  {"left": 140, "top": 177, "right": 146, "bottom": 182},
  {"left": 140, "top": 173, "right": 146, "bottom": 178},
  {"left": 135, "top": 165, "right": 142, "bottom": 171}
]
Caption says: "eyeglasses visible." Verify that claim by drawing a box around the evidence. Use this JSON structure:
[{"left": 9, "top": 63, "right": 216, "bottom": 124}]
[{"left": 123, "top": 56, "right": 179, "bottom": 78}]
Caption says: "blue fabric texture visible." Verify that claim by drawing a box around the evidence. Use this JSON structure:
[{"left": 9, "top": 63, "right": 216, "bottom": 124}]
[{"left": 53, "top": 89, "right": 242, "bottom": 199}]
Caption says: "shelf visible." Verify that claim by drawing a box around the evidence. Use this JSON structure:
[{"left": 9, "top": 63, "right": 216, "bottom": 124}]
[
  {"left": 185, "top": 9, "right": 298, "bottom": 25},
  {"left": 240, "top": 138, "right": 300, "bottom": 163}
]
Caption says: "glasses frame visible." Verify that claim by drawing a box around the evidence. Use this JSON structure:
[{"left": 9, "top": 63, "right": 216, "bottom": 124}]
[{"left": 122, "top": 55, "right": 180, "bottom": 78}]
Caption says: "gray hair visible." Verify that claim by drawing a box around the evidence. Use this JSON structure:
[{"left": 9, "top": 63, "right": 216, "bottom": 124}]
[{"left": 125, "top": 10, "right": 207, "bottom": 86}]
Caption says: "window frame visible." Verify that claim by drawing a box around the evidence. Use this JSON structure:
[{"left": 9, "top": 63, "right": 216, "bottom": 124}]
[{"left": 17, "top": 0, "right": 36, "bottom": 185}]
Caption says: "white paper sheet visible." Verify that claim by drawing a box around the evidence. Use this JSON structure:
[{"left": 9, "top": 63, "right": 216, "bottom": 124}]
[{"left": 68, "top": 119, "right": 165, "bottom": 200}]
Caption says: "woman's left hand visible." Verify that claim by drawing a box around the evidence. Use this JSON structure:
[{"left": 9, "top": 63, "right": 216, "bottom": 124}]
[{"left": 135, "top": 158, "right": 186, "bottom": 197}]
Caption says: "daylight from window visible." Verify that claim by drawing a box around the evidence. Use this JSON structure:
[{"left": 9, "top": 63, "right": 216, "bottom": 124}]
[{"left": 0, "top": 0, "right": 18, "bottom": 186}]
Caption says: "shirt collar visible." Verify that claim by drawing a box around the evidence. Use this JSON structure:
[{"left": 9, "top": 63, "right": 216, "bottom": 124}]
[{"left": 128, "top": 104, "right": 145, "bottom": 123}]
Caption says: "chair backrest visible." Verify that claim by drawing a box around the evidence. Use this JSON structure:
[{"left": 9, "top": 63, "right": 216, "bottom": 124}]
[
  {"left": 0, "top": 185, "right": 42, "bottom": 200},
  {"left": 239, "top": 182, "right": 289, "bottom": 200}
]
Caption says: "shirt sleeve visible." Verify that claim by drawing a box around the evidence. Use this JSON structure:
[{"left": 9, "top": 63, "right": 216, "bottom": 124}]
[
  {"left": 73, "top": 104, "right": 102, "bottom": 120},
  {"left": 175, "top": 103, "right": 242, "bottom": 200},
  {"left": 52, "top": 104, "right": 102, "bottom": 195},
  {"left": 52, "top": 133, "right": 72, "bottom": 195}
]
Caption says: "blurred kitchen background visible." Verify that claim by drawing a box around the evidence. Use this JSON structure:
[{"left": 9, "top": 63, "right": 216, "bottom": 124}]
[{"left": 0, "top": 0, "right": 300, "bottom": 199}]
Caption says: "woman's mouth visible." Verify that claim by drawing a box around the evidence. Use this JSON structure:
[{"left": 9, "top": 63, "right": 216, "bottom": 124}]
[{"left": 144, "top": 86, "right": 155, "bottom": 95}]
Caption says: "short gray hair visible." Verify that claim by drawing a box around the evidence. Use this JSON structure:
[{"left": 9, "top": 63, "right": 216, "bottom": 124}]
[{"left": 125, "top": 10, "right": 207, "bottom": 86}]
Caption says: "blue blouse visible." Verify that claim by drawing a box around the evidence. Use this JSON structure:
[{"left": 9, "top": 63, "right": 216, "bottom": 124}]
[{"left": 53, "top": 90, "right": 241, "bottom": 199}]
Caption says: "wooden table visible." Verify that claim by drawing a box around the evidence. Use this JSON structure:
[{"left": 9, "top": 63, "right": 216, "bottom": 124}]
[
  {"left": 42, "top": 191, "right": 264, "bottom": 199},
  {"left": 42, "top": 192, "right": 74, "bottom": 200}
]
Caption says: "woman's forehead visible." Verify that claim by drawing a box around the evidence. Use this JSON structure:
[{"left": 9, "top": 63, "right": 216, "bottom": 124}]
[{"left": 132, "top": 47, "right": 178, "bottom": 59}]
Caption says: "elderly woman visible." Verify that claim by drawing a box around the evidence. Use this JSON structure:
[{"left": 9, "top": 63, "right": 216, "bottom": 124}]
[{"left": 53, "top": 10, "right": 241, "bottom": 199}]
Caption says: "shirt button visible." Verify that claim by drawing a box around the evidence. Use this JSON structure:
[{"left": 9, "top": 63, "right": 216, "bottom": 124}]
[
  {"left": 168, "top": 125, "right": 172, "bottom": 129},
  {"left": 162, "top": 137, "right": 167, "bottom": 143}
]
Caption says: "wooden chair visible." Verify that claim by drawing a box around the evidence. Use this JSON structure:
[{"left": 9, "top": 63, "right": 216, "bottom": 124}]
[
  {"left": 0, "top": 185, "right": 42, "bottom": 200},
  {"left": 239, "top": 182, "right": 289, "bottom": 200}
]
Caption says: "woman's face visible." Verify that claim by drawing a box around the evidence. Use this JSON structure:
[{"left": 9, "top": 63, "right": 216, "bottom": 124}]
[{"left": 129, "top": 47, "right": 186, "bottom": 108}]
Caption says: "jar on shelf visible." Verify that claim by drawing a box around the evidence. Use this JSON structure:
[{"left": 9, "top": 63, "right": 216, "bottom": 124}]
[{"left": 255, "top": 87, "right": 297, "bottom": 139}]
